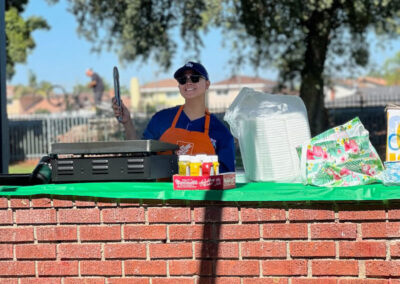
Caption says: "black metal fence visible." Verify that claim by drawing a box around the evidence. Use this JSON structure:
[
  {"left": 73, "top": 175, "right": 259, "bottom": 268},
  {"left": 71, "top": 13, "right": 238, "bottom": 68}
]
[{"left": 8, "top": 86, "right": 398, "bottom": 166}]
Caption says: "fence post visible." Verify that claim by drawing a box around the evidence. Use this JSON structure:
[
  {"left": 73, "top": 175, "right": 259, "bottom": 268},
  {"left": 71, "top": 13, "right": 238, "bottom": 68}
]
[{"left": 0, "top": 2, "right": 9, "bottom": 173}]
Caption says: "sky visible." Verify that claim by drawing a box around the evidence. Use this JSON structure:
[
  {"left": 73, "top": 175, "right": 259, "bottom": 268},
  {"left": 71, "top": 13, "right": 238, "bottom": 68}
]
[{"left": 8, "top": 0, "right": 400, "bottom": 92}]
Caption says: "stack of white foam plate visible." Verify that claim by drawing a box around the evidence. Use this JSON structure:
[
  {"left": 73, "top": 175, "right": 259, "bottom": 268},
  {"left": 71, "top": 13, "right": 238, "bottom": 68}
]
[{"left": 238, "top": 113, "right": 310, "bottom": 182}]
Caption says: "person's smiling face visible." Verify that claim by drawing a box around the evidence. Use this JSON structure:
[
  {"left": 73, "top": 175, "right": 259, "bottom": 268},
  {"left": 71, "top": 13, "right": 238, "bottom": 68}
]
[{"left": 178, "top": 70, "right": 210, "bottom": 101}]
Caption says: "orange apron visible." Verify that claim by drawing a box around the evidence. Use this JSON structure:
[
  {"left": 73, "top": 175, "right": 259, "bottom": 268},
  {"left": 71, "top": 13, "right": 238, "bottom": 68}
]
[{"left": 160, "top": 105, "right": 216, "bottom": 156}]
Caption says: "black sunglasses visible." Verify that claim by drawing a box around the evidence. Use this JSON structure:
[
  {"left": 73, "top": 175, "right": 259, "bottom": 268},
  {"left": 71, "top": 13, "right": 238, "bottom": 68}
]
[{"left": 177, "top": 75, "right": 204, "bottom": 85}]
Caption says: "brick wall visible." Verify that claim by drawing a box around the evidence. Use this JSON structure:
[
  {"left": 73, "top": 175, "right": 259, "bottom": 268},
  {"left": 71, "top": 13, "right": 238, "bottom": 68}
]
[{"left": 1, "top": 197, "right": 400, "bottom": 283}]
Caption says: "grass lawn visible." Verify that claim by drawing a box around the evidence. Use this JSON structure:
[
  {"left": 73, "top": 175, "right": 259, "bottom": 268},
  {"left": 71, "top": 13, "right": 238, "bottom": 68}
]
[{"left": 9, "top": 160, "right": 39, "bottom": 174}]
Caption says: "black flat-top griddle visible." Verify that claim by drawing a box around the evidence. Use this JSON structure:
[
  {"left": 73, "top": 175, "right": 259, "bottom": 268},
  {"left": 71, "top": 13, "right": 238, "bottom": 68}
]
[{"left": 50, "top": 140, "right": 179, "bottom": 183}]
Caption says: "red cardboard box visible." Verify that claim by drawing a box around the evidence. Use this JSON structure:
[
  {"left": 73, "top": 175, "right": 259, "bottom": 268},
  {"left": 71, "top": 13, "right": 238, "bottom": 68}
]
[{"left": 173, "top": 173, "right": 236, "bottom": 190}]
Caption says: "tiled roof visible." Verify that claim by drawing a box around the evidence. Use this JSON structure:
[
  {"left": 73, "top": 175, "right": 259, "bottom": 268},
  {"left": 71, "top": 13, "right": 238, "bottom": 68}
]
[
  {"left": 6, "top": 85, "right": 15, "bottom": 98},
  {"left": 19, "top": 95, "right": 43, "bottom": 112},
  {"left": 325, "top": 86, "right": 400, "bottom": 108},
  {"left": 214, "top": 75, "right": 276, "bottom": 86},
  {"left": 26, "top": 96, "right": 65, "bottom": 114},
  {"left": 333, "top": 76, "right": 387, "bottom": 88}
]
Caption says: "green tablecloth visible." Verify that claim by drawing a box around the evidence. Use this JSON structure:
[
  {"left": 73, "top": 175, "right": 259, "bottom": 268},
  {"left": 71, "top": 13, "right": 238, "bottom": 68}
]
[{"left": 0, "top": 181, "right": 399, "bottom": 201}]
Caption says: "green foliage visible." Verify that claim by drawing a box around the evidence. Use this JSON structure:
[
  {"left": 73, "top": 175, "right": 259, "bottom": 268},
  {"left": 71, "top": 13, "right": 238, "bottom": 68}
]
[
  {"left": 56, "top": 0, "right": 400, "bottom": 133},
  {"left": 34, "top": 108, "right": 51, "bottom": 114},
  {"left": 12, "top": 70, "right": 53, "bottom": 98},
  {"left": 382, "top": 51, "right": 400, "bottom": 85},
  {"left": 5, "top": 1, "right": 49, "bottom": 80},
  {"left": 73, "top": 83, "right": 91, "bottom": 95}
]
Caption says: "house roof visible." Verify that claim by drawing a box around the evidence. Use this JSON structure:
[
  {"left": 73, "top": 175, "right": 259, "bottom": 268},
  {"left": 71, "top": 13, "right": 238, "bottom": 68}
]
[
  {"left": 6, "top": 85, "right": 15, "bottom": 98},
  {"left": 19, "top": 95, "right": 44, "bottom": 112},
  {"left": 26, "top": 96, "right": 65, "bottom": 114},
  {"left": 333, "top": 76, "right": 387, "bottom": 89},
  {"left": 214, "top": 75, "right": 276, "bottom": 86},
  {"left": 325, "top": 86, "right": 400, "bottom": 108}
]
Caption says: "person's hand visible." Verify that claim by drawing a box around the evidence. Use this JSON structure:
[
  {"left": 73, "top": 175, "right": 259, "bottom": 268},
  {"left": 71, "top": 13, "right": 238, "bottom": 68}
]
[{"left": 112, "top": 97, "right": 131, "bottom": 124}]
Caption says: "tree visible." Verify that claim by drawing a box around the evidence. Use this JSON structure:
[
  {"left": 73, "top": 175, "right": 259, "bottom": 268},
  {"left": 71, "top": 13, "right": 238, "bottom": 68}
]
[
  {"left": 5, "top": 0, "right": 49, "bottom": 80},
  {"left": 381, "top": 51, "right": 400, "bottom": 85},
  {"left": 59, "top": 0, "right": 400, "bottom": 134},
  {"left": 13, "top": 70, "right": 52, "bottom": 98}
]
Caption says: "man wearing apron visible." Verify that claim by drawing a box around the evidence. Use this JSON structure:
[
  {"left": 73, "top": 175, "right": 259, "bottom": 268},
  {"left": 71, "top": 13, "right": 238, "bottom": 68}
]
[{"left": 112, "top": 62, "right": 235, "bottom": 173}]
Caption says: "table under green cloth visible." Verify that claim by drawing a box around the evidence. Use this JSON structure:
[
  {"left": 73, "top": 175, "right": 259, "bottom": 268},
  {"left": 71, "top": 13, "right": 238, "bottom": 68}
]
[{"left": 0, "top": 182, "right": 399, "bottom": 201}]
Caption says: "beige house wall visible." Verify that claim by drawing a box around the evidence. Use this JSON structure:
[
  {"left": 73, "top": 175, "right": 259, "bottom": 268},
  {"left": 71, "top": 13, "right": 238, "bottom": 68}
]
[{"left": 132, "top": 77, "right": 276, "bottom": 113}]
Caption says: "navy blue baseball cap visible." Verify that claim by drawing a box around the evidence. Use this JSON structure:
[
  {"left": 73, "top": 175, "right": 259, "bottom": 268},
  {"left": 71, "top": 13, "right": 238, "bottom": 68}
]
[{"left": 173, "top": 61, "right": 209, "bottom": 81}]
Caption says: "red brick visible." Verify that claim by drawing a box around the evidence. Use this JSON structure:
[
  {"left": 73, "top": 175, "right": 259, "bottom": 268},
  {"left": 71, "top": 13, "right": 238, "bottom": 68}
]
[
  {"left": 312, "top": 260, "right": 358, "bottom": 276},
  {"left": 290, "top": 242, "right": 335, "bottom": 258},
  {"left": 36, "top": 226, "right": 77, "bottom": 242},
  {"left": 0, "top": 244, "right": 13, "bottom": 259},
  {"left": 150, "top": 243, "right": 192, "bottom": 259},
  {"left": 217, "top": 224, "right": 259, "bottom": 240},
  {"left": 389, "top": 207, "right": 400, "bottom": 220},
  {"left": 0, "top": 198, "right": 8, "bottom": 208},
  {"left": 198, "top": 277, "right": 242, "bottom": 284},
  {"left": 80, "top": 226, "right": 121, "bottom": 241},
  {"left": 193, "top": 207, "right": 239, "bottom": 222},
  {"left": 58, "top": 208, "right": 100, "bottom": 224},
  {"left": 38, "top": 261, "right": 78, "bottom": 276},
  {"left": 241, "top": 208, "right": 286, "bottom": 222},
  {"left": 102, "top": 208, "right": 145, "bottom": 223},
  {"left": 97, "top": 201, "right": 118, "bottom": 207},
  {"left": 53, "top": 199, "right": 73, "bottom": 208},
  {"left": 362, "top": 222, "right": 400, "bottom": 238},
  {"left": 75, "top": 200, "right": 96, "bottom": 207},
  {"left": 15, "top": 209, "right": 56, "bottom": 224},
  {"left": 148, "top": 207, "right": 190, "bottom": 223},
  {"left": 124, "top": 225, "right": 167, "bottom": 240},
  {"left": 292, "top": 279, "right": 337, "bottom": 284},
  {"left": 119, "top": 201, "right": 141, "bottom": 207},
  {"left": 80, "top": 260, "right": 122, "bottom": 276},
  {"left": 107, "top": 279, "right": 149, "bottom": 284},
  {"left": 391, "top": 242, "right": 400, "bottom": 258},
  {"left": 31, "top": 198, "right": 52, "bottom": 208},
  {"left": 194, "top": 242, "right": 239, "bottom": 259},
  {"left": 243, "top": 279, "right": 288, "bottom": 284},
  {"left": 0, "top": 261, "right": 35, "bottom": 276},
  {"left": 311, "top": 223, "right": 357, "bottom": 239},
  {"left": 263, "top": 224, "right": 307, "bottom": 239},
  {"left": 169, "top": 260, "right": 213, "bottom": 275},
  {"left": 125, "top": 260, "right": 167, "bottom": 275},
  {"left": 104, "top": 243, "right": 146, "bottom": 259},
  {"left": 365, "top": 260, "right": 400, "bottom": 277},
  {"left": 0, "top": 227, "right": 34, "bottom": 243},
  {"left": 0, "top": 279, "right": 18, "bottom": 284},
  {"left": 64, "top": 278, "right": 105, "bottom": 284},
  {"left": 215, "top": 260, "right": 259, "bottom": 276},
  {"left": 262, "top": 260, "right": 307, "bottom": 276},
  {"left": 339, "top": 241, "right": 386, "bottom": 258},
  {"left": 0, "top": 210, "right": 12, "bottom": 225},
  {"left": 152, "top": 279, "right": 194, "bottom": 284},
  {"left": 339, "top": 280, "right": 389, "bottom": 284},
  {"left": 289, "top": 208, "right": 335, "bottom": 221},
  {"left": 169, "top": 225, "right": 212, "bottom": 240},
  {"left": 16, "top": 244, "right": 56, "bottom": 259},
  {"left": 10, "top": 198, "right": 30, "bottom": 208},
  {"left": 338, "top": 204, "right": 386, "bottom": 221},
  {"left": 20, "top": 279, "right": 61, "bottom": 284},
  {"left": 242, "top": 241, "right": 286, "bottom": 258},
  {"left": 59, "top": 244, "right": 101, "bottom": 259}
]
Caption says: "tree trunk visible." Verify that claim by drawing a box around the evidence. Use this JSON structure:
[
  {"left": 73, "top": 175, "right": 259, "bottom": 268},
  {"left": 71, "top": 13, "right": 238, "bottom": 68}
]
[{"left": 299, "top": 11, "right": 332, "bottom": 136}]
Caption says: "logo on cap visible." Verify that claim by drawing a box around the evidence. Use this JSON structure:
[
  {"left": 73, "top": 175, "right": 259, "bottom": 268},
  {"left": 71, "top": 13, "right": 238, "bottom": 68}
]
[{"left": 185, "top": 62, "right": 193, "bottom": 67}]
